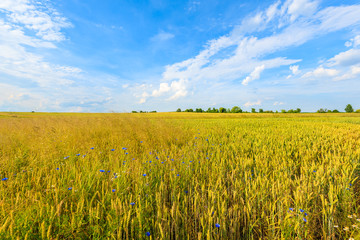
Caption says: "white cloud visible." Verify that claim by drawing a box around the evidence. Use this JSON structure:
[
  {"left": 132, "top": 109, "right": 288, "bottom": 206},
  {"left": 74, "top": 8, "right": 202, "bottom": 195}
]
[
  {"left": 0, "top": 0, "right": 80, "bottom": 88},
  {"left": 327, "top": 49, "right": 360, "bottom": 67},
  {"left": 140, "top": 0, "right": 360, "bottom": 103},
  {"left": 303, "top": 66, "right": 339, "bottom": 78},
  {"left": 0, "top": 0, "right": 71, "bottom": 41},
  {"left": 151, "top": 31, "right": 174, "bottom": 42},
  {"left": 244, "top": 100, "right": 262, "bottom": 107},
  {"left": 242, "top": 65, "right": 265, "bottom": 86},
  {"left": 290, "top": 65, "right": 300, "bottom": 74},
  {"left": 274, "top": 101, "right": 285, "bottom": 105}
]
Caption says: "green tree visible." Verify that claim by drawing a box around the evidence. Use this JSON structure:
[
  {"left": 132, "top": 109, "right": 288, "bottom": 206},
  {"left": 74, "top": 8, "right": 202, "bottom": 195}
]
[
  {"left": 219, "top": 107, "right": 226, "bottom": 113},
  {"left": 176, "top": 108, "right": 181, "bottom": 112},
  {"left": 296, "top": 108, "right": 301, "bottom": 113},
  {"left": 251, "top": 108, "right": 256, "bottom": 113},
  {"left": 231, "top": 106, "right": 242, "bottom": 113},
  {"left": 332, "top": 109, "right": 339, "bottom": 113},
  {"left": 345, "top": 104, "right": 354, "bottom": 113},
  {"left": 259, "top": 109, "right": 264, "bottom": 113}
]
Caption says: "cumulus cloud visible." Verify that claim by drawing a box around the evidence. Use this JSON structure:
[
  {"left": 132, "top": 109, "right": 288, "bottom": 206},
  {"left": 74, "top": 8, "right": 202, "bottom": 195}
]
[
  {"left": 303, "top": 66, "right": 339, "bottom": 78},
  {"left": 345, "top": 35, "right": 360, "bottom": 48},
  {"left": 327, "top": 49, "right": 360, "bottom": 67},
  {"left": 244, "top": 100, "right": 262, "bottom": 107}
]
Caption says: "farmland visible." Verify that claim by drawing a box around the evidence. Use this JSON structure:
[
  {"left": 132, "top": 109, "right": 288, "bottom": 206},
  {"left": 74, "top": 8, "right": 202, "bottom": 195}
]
[{"left": 0, "top": 112, "right": 360, "bottom": 239}]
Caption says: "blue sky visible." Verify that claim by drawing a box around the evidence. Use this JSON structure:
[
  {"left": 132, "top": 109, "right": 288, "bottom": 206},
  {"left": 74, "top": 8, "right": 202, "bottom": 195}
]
[{"left": 0, "top": 0, "right": 360, "bottom": 112}]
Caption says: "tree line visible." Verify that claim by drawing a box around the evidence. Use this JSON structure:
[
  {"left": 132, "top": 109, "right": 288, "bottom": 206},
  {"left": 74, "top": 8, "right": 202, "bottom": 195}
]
[
  {"left": 175, "top": 104, "right": 359, "bottom": 113},
  {"left": 176, "top": 107, "right": 301, "bottom": 113}
]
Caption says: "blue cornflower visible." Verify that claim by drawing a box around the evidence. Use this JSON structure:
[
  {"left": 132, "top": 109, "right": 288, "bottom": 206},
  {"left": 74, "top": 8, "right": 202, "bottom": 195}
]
[
  {"left": 215, "top": 223, "right": 220, "bottom": 228},
  {"left": 161, "top": 162, "right": 164, "bottom": 164},
  {"left": 112, "top": 189, "right": 116, "bottom": 192},
  {"left": 146, "top": 232, "right": 151, "bottom": 236},
  {"left": 107, "top": 170, "right": 111, "bottom": 173},
  {"left": 122, "top": 147, "right": 127, "bottom": 150},
  {"left": 76, "top": 154, "right": 80, "bottom": 156},
  {"left": 140, "top": 141, "right": 143, "bottom": 143},
  {"left": 100, "top": 170, "right": 105, "bottom": 172},
  {"left": 90, "top": 147, "right": 94, "bottom": 149},
  {"left": 2, "top": 178, "right": 8, "bottom": 181},
  {"left": 111, "top": 149, "right": 115, "bottom": 151},
  {"left": 304, "top": 213, "right": 308, "bottom": 216},
  {"left": 177, "top": 174, "right": 180, "bottom": 176},
  {"left": 346, "top": 188, "right": 350, "bottom": 190},
  {"left": 156, "top": 157, "right": 159, "bottom": 160},
  {"left": 68, "top": 187, "right": 72, "bottom": 190},
  {"left": 56, "top": 168, "right": 59, "bottom": 170},
  {"left": 303, "top": 218, "right": 307, "bottom": 222},
  {"left": 130, "top": 202, "right": 135, "bottom": 206},
  {"left": 289, "top": 208, "right": 294, "bottom": 211},
  {"left": 185, "top": 190, "right": 188, "bottom": 194},
  {"left": 300, "top": 209, "right": 304, "bottom": 213},
  {"left": 64, "top": 156, "right": 69, "bottom": 159},
  {"left": 125, "top": 153, "right": 128, "bottom": 154},
  {"left": 143, "top": 174, "right": 147, "bottom": 176},
  {"left": 313, "top": 170, "right": 316, "bottom": 173}
]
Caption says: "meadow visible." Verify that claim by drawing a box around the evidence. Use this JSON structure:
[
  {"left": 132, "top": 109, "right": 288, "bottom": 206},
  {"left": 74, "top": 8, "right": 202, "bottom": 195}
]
[{"left": 0, "top": 112, "right": 360, "bottom": 239}]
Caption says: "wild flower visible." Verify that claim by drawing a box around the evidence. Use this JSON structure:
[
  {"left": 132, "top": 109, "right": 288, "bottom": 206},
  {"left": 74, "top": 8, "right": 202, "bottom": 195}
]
[
  {"left": 68, "top": 187, "right": 72, "bottom": 190},
  {"left": 100, "top": 170, "right": 105, "bottom": 172},
  {"left": 130, "top": 202, "right": 135, "bottom": 205},
  {"left": 2, "top": 178, "right": 8, "bottom": 181},
  {"left": 112, "top": 189, "right": 116, "bottom": 192},
  {"left": 146, "top": 232, "right": 151, "bottom": 236},
  {"left": 215, "top": 223, "right": 220, "bottom": 228}
]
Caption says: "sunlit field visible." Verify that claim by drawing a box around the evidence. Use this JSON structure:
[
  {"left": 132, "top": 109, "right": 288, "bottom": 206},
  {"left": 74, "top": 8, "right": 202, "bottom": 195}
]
[{"left": 0, "top": 112, "right": 360, "bottom": 239}]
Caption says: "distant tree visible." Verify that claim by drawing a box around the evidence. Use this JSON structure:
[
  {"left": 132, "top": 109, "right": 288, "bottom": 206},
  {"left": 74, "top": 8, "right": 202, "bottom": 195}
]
[
  {"left": 259, "top": 109, "right": 264, "bottom": 113},
  {"left": 213, "top": 108, "right": 219, "bottom": 113},
  {"left": 185, "top": 109, "right": 193, "bottom": 112},
  {"left": 288, "top": 109, "right": 294, "bottom": 113},
  {"left": 281, "top": 109, "right": 286, "bottom": 113},
  {"left": 176, "top": 108, "right": 182, "bottom": 112},
  {"left": 332, "top": 109, "right": 339, "bottom": 113},
  {"left": 345, "top": 104, "right": 354, "bottom": 113},
  {"left": 296, "top": 108, "right": 301, "bottom": 113},
  {"left": 195, "top": 108, "right": 204, "bottom": 112},
  {"left": 251, "top": 108, "right": 256, "bottom": 113},
  {"left": 327, "top": 110, "right": 332, "bottom": 113},
  {"left": 131, "top": 111, "right": 138, "bottom": 113},
  {"left": 150, "top": 111, "right": 157, "bottom": 113},
  {"left": 317, "top": 108, "right": 326, "bottom": 113},
  {"left": 275, "top": 110, "right": 279, "bottom": 113},
  {"left": 231, "top": 106, "right": 242, "bottom": 113},
  {"left": 219, "top": 107, "right": 226, "bottom": 113},
  {"left": 356, "top": 109, "right": 360, "bottom": 113}
]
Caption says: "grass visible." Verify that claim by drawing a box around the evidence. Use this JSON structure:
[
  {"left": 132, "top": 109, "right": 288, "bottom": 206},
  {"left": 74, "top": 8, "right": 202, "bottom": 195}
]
[{"left": 0, "top": 112, "right": 360, "bottom": 239}]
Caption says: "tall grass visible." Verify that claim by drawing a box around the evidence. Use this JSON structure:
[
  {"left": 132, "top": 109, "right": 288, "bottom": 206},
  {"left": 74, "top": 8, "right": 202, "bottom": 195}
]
[{"left": 0, "top": 112, "right": 359, "bottom": 239}]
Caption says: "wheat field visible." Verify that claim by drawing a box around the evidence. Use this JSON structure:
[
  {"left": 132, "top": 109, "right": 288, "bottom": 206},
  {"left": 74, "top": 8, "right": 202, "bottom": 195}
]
[{"left": 0, "top": 112, "right": 359, "bottom": 239}]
